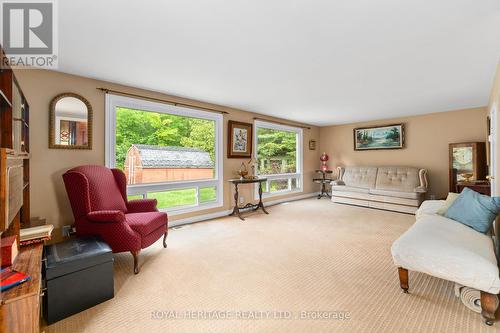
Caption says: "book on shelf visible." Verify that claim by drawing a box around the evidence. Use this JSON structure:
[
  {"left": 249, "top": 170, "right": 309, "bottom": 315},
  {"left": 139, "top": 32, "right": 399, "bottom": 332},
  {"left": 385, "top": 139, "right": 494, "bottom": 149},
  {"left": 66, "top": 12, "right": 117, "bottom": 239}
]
[
  {"left": 1, "top": 266, "right": 31, "bottom": 291},
  {"left": 20, "top": 237, "right": 51, "bottom": 246},
  {"left": 20, "top": 224, "right": 54, "bottom": 245},
  {"left": 1, "top": 235, "right": 18, "bottom": 267}
]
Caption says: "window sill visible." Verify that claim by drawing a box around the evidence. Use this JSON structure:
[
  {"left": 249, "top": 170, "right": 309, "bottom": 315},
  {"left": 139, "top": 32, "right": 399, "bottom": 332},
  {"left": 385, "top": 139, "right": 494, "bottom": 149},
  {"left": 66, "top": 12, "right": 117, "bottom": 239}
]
[
  {"left": 258, "top": 188, "right": 304, "bottom": 200},
  {"left": 160, "top": 200, "right": 223, "bottom": 216}
]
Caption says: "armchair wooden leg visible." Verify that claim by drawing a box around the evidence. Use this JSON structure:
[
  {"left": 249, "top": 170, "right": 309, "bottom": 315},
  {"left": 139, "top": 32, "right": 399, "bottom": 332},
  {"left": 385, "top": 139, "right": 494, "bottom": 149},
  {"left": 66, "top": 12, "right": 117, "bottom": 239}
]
[
  {"left": 131, "top": 250, "right": 140, "bottom": 274},
  {"left": 398, "top": 267, "right": 409, "bottom": 293},
  {"left": 480, "top": 291, "right": 498, "bottom": 326},
  {"left": 163, "top": 232, "right": 168, "bottom": 248}
]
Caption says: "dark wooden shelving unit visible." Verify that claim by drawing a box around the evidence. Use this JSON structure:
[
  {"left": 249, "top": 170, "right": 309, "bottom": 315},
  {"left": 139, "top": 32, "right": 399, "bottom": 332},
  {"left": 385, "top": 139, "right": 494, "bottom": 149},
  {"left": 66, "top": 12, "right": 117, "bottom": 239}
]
[
  {"left": 0, "top": 43, "right": 39, "bottom": 333},
  {"left": 0, "top": 89, "right": 11, "bottom": 107},
  {"left": 0, "top": 67, "right": 31, "bottom": 228}
]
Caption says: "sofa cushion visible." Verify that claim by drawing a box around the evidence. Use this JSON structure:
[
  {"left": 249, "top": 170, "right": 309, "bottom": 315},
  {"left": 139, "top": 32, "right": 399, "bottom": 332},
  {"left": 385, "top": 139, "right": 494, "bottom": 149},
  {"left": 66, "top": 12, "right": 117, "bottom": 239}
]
[
  {"left": 415, "top": 200, "right": 445, "bottom": 219},
  {"left": 369, "top": 188, "right": 420, "bottom": 200},
  {"left": 331, "top": 185, "right": 370, "bottom": 194},
  {"left": 375, "top": 167, "right": 420, "bottom": 193},
  {"left": 436, "top": 192, "right": 460, "bottom": 215},
  {"left": 391, "top": 213, "right": 500, "bottom": 294},
  {"left": 341, "top": 166, "right": 378, "bottom": 189},
  {"left": 444, "top": 188, "right": 500, "bottom": 234},
  {"left": 126, "top": 212, "right": 167, "bottom": 236}
]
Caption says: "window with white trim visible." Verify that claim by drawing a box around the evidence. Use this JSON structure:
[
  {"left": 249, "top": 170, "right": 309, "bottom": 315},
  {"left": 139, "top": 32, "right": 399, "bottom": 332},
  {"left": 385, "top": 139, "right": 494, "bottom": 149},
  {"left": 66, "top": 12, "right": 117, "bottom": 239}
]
[
  {"left": 254, "top": 120, "right": 303, "bottom": 197},
  {"left": 105, "top": 94, "right": 223, "bottom": 215}
]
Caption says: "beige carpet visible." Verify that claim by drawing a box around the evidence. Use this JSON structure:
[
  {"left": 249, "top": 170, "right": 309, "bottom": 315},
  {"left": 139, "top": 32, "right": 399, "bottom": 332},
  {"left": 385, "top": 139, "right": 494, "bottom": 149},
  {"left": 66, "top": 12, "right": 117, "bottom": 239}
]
[{"left": 44, "top": 199, "right": 499, "bottom": 333}]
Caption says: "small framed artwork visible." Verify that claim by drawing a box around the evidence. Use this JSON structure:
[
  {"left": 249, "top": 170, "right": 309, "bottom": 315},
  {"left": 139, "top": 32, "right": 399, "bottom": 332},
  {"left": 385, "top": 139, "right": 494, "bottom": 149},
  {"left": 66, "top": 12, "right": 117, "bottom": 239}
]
[
  {"left": 228, "top": 120, "right": 253, "bottom": 158},
  {"left": 309, "top": 140, "right": 316, "bottom": 150},
  {"left": 353, "top": 123, "right": 404, "bottom": 150}
]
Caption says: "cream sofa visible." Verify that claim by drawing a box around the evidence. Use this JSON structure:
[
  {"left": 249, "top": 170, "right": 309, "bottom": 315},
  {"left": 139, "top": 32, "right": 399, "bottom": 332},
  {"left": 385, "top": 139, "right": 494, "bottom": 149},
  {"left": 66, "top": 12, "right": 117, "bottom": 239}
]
[
  {"left": 330, "top": 166, "right": 428, "bottom": 214},
  {"left": 391, "top": 200, "right": 500, "bottom": 325}
]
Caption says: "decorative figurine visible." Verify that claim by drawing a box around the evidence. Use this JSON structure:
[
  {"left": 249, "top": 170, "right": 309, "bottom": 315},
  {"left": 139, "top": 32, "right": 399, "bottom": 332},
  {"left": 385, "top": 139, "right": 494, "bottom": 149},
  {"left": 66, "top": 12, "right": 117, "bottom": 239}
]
[
  {"left": 460, "top": 172, "right": 474, "bottom": 182},
  {"left": 320, "top": 152, "right": 329, "bottom": 171},
  {"left": 247, "top": 157, "right": 258, "bottom": 179},
  {"left": 237, "top": 162, "right": 248, "bottom": 179}
]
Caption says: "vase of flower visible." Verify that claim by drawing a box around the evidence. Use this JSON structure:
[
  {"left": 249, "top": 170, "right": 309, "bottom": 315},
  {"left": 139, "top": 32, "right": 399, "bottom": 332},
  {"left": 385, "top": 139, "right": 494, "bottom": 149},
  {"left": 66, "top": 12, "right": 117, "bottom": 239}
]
[{"left": 320, "top": 152, "right": 329, "bottom": 171}]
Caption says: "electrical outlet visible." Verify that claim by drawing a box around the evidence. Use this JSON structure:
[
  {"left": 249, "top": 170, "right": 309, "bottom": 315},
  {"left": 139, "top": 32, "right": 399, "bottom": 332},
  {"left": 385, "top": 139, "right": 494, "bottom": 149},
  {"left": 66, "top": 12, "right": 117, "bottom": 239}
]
[
  {"left": 239, "top": 196, "right": 245, "bottom": 204},
  {"left": 429, "top": 194, "right": 436, "bottom": 200},
  {"left": 61, "top": 225, "right": 71, "bottom": 237}
]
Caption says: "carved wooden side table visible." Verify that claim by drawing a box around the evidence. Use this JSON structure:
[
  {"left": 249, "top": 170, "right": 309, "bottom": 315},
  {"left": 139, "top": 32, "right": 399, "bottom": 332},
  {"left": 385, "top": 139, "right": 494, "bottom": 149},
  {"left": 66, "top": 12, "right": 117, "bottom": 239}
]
[{"left": 228, "top": 178, "right": 268, "bottom": 221}]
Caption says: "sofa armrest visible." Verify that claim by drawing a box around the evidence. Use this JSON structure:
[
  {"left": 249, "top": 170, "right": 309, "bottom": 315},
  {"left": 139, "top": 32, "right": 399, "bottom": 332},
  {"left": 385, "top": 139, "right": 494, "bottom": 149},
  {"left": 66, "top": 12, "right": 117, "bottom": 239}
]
[
  {"left": 337, "top": 166, "right": 345, "bottom": 181},
  {"left": 414, "top": 186, "right": 427, "bottom": 193},
  {"left": 419, "top": 169, "right": 428, "bottom": 189},
  {"left": 127, "top": 199, "right": 159, "bottom": 213},
  {"left": 87, "top": 210, "right": 126, "bottom": 223},
  {"left": 331, "top": 180, "right": 345, "bottom": 186}
]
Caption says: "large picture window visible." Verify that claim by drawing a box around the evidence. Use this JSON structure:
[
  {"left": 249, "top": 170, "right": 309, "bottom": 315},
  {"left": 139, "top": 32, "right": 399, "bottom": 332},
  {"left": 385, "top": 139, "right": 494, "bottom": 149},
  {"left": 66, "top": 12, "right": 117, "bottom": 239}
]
[
  {"left": 106, "top": 94, "right": 223, "bottom": 215},
  {"left": 254, "top": 120, "right": 303, "bottom": 197}
]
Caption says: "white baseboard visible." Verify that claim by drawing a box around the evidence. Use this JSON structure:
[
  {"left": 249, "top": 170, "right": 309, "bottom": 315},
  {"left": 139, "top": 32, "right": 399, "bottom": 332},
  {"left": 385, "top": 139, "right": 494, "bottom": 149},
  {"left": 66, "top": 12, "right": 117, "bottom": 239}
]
[
  {"left": 169, "top": 192, "right": 319, "bottom": 228},
  {"left": 169, "top": 209, "right": 232, "bottom": 227},
  {"left": 264, "top": 192, "right": 319, "bottom": 206}
]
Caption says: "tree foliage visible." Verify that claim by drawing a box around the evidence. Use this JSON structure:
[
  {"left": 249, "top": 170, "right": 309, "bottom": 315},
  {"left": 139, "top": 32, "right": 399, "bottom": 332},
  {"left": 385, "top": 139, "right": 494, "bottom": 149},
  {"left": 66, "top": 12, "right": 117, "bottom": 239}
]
[
  {"left": 385, "top": 127, "right": 400, "bottom": 140},
  {"left": 180, "top": 119, "right": 216, "bottom": 162},
  {"left": 115, "top": 108, "right": 214, "bottom": 169},
  {"left": 256, "top": 128, "right": 297, "bottom": 174},
  {"left": 115, "top": 108, "right": 298, "bottom": 175}
]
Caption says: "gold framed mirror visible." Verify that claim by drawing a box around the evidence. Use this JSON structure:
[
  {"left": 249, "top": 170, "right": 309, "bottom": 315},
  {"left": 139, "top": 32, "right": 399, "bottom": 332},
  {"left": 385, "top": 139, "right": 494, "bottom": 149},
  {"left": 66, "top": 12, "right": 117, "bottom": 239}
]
[{"left": 49, "top": 93, "right": 92, "bottom": 149}]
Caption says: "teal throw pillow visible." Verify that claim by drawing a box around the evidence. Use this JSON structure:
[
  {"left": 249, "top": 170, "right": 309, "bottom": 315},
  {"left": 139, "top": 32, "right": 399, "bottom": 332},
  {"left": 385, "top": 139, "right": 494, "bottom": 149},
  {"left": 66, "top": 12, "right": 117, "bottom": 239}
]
[{"left": 444, "top": 188, "right": 500, "bottom": 234}]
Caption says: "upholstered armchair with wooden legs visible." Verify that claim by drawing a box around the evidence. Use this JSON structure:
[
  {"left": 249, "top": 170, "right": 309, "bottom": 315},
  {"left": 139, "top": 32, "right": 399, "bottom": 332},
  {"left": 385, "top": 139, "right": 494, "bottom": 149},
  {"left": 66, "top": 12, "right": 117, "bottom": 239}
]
[{"left": 62, "top": 165, "right": 168, "bottom": 274}]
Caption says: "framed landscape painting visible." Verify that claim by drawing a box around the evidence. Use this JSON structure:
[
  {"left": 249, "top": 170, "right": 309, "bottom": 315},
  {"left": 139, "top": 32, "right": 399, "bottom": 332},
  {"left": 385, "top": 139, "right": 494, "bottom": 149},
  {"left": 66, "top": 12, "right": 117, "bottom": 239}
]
[
  {"left": 228, "top": 120, "right": 253, "bottom": 158},
  {"left": 353, "top": 124, "right": 404, "bottom": 150}
]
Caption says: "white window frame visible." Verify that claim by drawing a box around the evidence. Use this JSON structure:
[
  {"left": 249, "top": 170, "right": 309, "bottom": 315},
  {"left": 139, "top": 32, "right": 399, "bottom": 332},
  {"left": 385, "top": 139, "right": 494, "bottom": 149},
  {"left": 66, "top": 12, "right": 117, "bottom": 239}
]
[
  {"left": 105, "top": 94, "right": 223, "bottom": 215},
  {"left": 253, "top": 120, "right": 303, "bottom": 199}
]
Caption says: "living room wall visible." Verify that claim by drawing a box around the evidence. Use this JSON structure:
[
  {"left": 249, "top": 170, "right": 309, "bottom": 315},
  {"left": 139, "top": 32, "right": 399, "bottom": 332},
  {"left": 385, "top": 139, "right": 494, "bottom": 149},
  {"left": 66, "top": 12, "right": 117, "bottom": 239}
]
[
  {"left": 14, "top": 69, "right": 320, "bottom": 233},
  {"left": 319, "top": 107, "right": 488, "bottom": 199},
  {"left": 489, "top": 60, "right": 500, "bottom": 195}
]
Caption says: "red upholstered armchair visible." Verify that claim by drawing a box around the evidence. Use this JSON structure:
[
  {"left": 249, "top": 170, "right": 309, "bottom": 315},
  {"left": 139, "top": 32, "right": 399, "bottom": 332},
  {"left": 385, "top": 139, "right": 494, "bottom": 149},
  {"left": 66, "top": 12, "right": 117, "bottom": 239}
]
[{"left": 62, "top": 165, "right": 168, "bottom": 274}]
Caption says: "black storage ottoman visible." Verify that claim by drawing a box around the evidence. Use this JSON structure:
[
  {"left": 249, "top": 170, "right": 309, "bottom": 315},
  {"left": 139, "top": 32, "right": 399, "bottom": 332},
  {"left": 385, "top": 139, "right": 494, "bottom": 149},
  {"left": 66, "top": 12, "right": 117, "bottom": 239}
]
[{"left": 43, "top": 236, "right": 114, "bottom": 324}]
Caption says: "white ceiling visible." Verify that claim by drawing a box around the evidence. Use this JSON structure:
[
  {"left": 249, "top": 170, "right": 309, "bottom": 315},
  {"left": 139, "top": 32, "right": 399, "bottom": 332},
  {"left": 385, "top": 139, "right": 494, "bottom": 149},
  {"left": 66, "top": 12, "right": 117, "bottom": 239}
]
[{"left": 56, "top": 0, "right": 500, "bottom": 126}]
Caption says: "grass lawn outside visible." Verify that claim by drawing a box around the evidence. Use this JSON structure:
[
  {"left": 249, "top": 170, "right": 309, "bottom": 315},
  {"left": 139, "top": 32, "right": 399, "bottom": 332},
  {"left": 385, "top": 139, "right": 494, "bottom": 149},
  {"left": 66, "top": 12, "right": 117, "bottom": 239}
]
[{"left": 128, "top": 187, "right": 216, "bottom": 210}]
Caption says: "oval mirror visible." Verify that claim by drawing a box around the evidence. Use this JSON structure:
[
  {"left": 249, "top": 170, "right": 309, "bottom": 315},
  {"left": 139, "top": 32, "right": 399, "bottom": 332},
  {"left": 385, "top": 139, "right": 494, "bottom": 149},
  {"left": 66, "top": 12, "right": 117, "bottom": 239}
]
[{"left": 49, "top": 93, "right": 92, "bottom": 149}]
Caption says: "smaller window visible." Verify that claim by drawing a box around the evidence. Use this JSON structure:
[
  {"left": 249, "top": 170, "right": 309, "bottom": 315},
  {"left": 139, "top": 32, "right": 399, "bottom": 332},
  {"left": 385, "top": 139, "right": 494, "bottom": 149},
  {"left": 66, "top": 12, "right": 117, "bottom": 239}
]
[
  {"left": 254, "top": 120, "right": 303, "bottom": 198},
  {"left": 199, "top": 186, "right": 217, "bottom": 203},
  {"left": 148, "top": 188, "right": 198, "bottom": 210},
  {"left": 128, "top": 194, "right": 145, "bottom": 201}
]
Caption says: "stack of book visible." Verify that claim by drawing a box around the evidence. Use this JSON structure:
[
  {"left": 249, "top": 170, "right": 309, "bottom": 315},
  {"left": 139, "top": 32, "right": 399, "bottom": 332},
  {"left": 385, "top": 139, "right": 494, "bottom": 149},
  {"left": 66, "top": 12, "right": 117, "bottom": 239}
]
[
  {"left": 1, "top": 267, "right": 31, "bottom": 291},
  {"left": 20, "top": 224, "right": 54, "bottom": 246}
]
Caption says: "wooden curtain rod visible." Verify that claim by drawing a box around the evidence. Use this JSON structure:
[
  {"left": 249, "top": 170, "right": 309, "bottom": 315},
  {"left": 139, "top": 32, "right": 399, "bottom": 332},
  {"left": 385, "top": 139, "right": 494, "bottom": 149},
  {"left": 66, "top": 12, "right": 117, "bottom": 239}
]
[
  {"left": 253, "top": 117, "right": 311, "bottom": 130},
  {"left": 96, "top": 88, "right": 229, "bottom": 115}
]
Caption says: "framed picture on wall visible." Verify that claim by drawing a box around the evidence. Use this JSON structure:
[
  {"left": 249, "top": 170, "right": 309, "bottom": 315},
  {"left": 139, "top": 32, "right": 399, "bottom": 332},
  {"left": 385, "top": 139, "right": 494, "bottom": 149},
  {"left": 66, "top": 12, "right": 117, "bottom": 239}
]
[
  {"left": 353, "top": 123, "right": 405, "bottom": 150},
  {"left": 309, "top": 140, "right": 316, "bottom": 150},
  {"left": 228, "top": 120, "right": 253, "bottom": 158}
]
